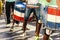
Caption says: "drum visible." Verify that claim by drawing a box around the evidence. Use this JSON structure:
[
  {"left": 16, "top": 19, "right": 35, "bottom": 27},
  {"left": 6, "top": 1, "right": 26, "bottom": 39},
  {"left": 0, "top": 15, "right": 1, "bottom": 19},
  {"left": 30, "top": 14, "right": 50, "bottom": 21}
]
[
  {"left": 13, "top": 2, "right": 33, "bottom": 22},
  {"left": 47, "top": 6, "right": 60, "bottom": 30}
]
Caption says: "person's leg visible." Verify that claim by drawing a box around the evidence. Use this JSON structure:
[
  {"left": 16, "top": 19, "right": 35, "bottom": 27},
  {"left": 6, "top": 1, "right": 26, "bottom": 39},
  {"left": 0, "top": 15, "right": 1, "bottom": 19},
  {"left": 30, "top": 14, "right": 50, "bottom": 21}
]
[
  {"left": 34, "top": 7, "right": 42, "bottom": 40},
  {"left": 22, "top": 8, "right": 32, "bottom": 33},
  {"left": 43, "top": 28, "right": 52, "bottom": 40},
  {"left": 13, "top": 20, "right": 19, "bottom": 27},
  {"left": 9, "top": 2, "right": 19, "bottom": 32},
  {"left": 5, "top": 2, "right": 11, "bottom": 24},
  {"left": 11, "top": 2, "right": 15, "bottom": 14},
  {"left": 21, "top": 8, "right": 33, "bottom": 30},
  {"left": 31, "top": 8, "right": 37, "bottom": 21},
  {"left": 20, "top": 8, "right": 32, "bottom": 36},
  {"left": 11, "top": 2, "right": 19, "bottom": 26},
  {"left": 14, "top": 20, "right": 19, "bottom": 24},
  {"left": 42, "top": 6, "right": 51, "bottom": 40}
]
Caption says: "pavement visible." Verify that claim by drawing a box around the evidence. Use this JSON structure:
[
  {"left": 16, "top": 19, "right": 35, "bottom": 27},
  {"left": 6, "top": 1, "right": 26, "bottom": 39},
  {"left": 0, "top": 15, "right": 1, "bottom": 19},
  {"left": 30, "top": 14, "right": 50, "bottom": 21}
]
[{"left": 0, "top": 14, "right": 60, "bottom": 40}]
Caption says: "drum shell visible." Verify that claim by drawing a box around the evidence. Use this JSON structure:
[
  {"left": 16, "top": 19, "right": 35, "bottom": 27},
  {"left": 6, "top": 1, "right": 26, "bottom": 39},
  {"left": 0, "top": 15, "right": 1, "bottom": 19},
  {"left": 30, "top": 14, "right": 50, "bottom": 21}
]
[
  {"left": 46, "top": 6, "right": 60, "bottom": 30},
  {"left": 13, "top": 9, "right": 33, "bottom": 22}
]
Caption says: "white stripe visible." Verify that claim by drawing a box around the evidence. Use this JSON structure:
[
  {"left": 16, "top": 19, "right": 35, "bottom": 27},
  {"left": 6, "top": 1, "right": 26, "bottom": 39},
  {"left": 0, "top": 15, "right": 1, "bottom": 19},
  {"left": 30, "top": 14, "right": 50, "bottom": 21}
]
[
  {"left": 15, "top": 4, "right": 25, "bottom": 8},
  {"left": 14, "top": 10, "right": 24, "bottom": 17},
  {"left": 47, "top": 14, "right": 60, "bottom": 23},
  {"left": 14, "top": 10, "right": 33, "bottom": 17}
]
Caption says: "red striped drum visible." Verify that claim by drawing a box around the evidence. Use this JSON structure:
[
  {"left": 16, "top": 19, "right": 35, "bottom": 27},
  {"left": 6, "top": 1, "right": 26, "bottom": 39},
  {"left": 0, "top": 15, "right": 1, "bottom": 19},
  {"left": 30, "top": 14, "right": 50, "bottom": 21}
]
[
  {"left": 13, "top": 9, "right": 33, "bottom": 22},
  {"left": 46, "top": 5, "right": 60, "bottom": 30},
  {"left": 13, "top": 2, "right": 33, "bottom": 22}
]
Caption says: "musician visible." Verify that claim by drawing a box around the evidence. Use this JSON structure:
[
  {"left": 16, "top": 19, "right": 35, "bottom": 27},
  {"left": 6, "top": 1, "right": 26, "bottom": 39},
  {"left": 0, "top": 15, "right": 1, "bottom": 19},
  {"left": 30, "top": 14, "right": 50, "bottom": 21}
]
[
  {"left": 5, "top": 0, "right": 20, "bottom": 28},
  {"left": 20, "top": 0, "right": 43, "bottom": 40},
  {"left": 40, "top": 0, "right": 59, "bottom": 40}
]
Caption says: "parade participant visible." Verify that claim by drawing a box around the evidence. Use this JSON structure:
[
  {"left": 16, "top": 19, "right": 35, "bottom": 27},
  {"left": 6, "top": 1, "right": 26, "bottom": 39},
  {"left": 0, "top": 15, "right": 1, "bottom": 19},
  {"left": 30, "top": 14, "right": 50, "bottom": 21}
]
[
  {"left": 41, "top": 0, "right": 60, "bottom": 40},
  {"left": 21, "top": 0, "right": 42, "bottom": 40},
  {"left": 5, "top": 0, "right": 19, "bottom": 27},
  {"left": 0, "top": 0, "right": 3, "bottom": 16},
  {"left": 40, "top": 0, "right": 52, "bottom": 28}
]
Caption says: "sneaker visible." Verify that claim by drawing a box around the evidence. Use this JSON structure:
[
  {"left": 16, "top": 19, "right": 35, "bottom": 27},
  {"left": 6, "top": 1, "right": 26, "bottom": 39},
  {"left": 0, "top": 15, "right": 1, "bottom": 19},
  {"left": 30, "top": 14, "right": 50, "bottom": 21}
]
[
  {"left": 15, "top": 32, "right": 27, "bottom": 40},
  {"left": 9, "top": 28, "right": 14, "bottom": 32},
  {"left": 49, "top": 37, "right": 53, "bottom": 40},
  {"left": 21, "top": 28, "right": 30, "bottom": 30},
  {"left": 6, "top": 23, "right": 12, "bottom": 28},
  {"left": 34, "top": 36, "right": 39, "bottom": 40},
  {"left": 19, "top": 32, "right": 28, "bottom": 39},
  {"left": 14, "top": 23, "right": 19, "bottom": 27},
  {"left": 20, "top": 32, "right": 26, "bottom": 37}
]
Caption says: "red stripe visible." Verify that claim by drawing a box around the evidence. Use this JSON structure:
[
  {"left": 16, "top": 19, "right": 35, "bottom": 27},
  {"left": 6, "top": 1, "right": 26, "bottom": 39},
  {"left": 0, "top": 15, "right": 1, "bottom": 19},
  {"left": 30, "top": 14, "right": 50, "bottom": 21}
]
[
  {"left": 13, "top": 15, "right": 32, "bottom": 22},
  {"left": 48, "top": 7, "right": 60, "bottom": 16}
]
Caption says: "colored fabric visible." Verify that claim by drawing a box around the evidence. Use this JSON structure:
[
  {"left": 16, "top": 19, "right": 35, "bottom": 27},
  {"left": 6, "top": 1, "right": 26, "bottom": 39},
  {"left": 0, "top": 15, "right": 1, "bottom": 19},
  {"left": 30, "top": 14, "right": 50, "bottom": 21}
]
[
  {"left": 39, "top": 0, "right": 56, "bottom": 7},
  {"left": 6, "top": 0, "right": 15, "bottom": 2}
]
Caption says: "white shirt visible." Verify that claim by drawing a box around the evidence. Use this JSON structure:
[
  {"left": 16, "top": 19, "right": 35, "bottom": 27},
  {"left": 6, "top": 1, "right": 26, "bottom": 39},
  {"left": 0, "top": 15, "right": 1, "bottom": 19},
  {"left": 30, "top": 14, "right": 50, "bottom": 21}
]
[{"left": 27, "top": 0, "right": 38, "bottom": 4}]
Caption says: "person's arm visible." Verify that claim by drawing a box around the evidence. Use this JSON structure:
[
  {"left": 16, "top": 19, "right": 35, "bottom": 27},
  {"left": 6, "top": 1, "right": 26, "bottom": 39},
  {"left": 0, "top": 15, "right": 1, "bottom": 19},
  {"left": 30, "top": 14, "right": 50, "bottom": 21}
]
[
  {"left": 26, "top": 5, "right": 39, "bottom": 8},
  {"left": 56, "top": 0, "right": 60, "bottom": 8},
  {"left": 46, "top": 0, "right": 51, "bottom": 2}
]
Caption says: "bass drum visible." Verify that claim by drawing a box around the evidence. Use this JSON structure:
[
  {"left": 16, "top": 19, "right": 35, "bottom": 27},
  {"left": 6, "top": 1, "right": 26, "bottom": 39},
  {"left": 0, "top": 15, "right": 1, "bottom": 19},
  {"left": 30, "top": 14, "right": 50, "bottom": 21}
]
[
  {"left": 46, "top": 6, "right": 60, "bottom": 30},
  {"left": 13, "top": 2, "right": 33, "bottom": 22}
]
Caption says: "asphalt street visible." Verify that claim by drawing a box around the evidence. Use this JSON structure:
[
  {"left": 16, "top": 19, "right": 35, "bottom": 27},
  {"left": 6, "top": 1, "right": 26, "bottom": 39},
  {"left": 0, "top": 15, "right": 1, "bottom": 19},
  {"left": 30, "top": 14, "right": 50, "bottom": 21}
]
[{"left": 0, "top": 14, "right": 60, "bottom": 40}]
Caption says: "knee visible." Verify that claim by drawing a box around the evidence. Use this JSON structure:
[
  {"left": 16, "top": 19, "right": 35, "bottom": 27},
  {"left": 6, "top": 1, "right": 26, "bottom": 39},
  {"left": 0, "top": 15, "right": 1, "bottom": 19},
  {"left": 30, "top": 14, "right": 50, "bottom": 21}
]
[{"left": 38, "top": 20, "right": 42, "bottom": 23}]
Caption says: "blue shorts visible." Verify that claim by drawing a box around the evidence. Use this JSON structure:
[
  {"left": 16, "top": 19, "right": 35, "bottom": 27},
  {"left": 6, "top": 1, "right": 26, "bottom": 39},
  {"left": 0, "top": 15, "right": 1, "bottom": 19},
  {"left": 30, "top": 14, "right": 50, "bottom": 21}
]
[{"left": 24, "top": 4, "right": 42, "bottom": 21}]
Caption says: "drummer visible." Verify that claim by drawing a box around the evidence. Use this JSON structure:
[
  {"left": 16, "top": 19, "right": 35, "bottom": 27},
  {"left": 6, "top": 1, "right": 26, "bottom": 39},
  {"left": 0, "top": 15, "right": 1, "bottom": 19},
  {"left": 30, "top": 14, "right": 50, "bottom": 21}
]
[
  {"left": 40, "top": 0, "right": 59, "bottom": 40},
  {"left": 5, "top": 0, "right": 19, "bottom": 28},
  {"left": 21, "top": 0, "right": 43, "bottom": 40}
]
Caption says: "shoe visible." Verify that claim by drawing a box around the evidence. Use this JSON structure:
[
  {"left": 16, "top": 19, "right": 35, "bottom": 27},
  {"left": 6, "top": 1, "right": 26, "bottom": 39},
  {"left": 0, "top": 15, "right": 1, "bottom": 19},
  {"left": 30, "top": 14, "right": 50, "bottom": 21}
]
[
  {"left": 19, "top": 32, "right": 28, "bottom": 39},
  {"left": 9, "top": 28, "right": 14, "bottom": 32},
  {"left": 14, "top": 23, "right": 19, "bottom": 27},
  {"left": 34, "top": 36, "right": 39, "bottom": 40},
  {"left": 6, "top": 23, "right": 12, "bottom": 28},
  {"left": 20, "top": 32, "right": 26, "bottom": 37},
  {"left": 16, "top": 32, "right": 28, "bottom": 40},
  {"left": 21, "top": 28, "right": 30, "bottom": 30},
  {"left": 49, "top": 37, "right": 53, "bottom": 40}
]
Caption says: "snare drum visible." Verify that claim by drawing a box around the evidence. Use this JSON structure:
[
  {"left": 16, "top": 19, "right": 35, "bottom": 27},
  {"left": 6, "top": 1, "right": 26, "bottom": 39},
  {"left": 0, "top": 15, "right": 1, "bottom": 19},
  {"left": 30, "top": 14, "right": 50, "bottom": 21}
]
[
  {"left": 13, "top": 2, "right": 33, "bottom": 22},
  {"left": 46, "top": 6, "right": 60, "bottom": 30}
]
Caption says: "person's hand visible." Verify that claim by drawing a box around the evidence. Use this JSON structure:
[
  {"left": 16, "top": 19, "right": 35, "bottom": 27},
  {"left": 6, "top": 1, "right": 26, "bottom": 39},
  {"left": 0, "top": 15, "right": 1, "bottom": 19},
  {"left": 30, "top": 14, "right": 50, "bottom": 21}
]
[{"left": 46, "top": 0, "right": 51, "bottom": 2}]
